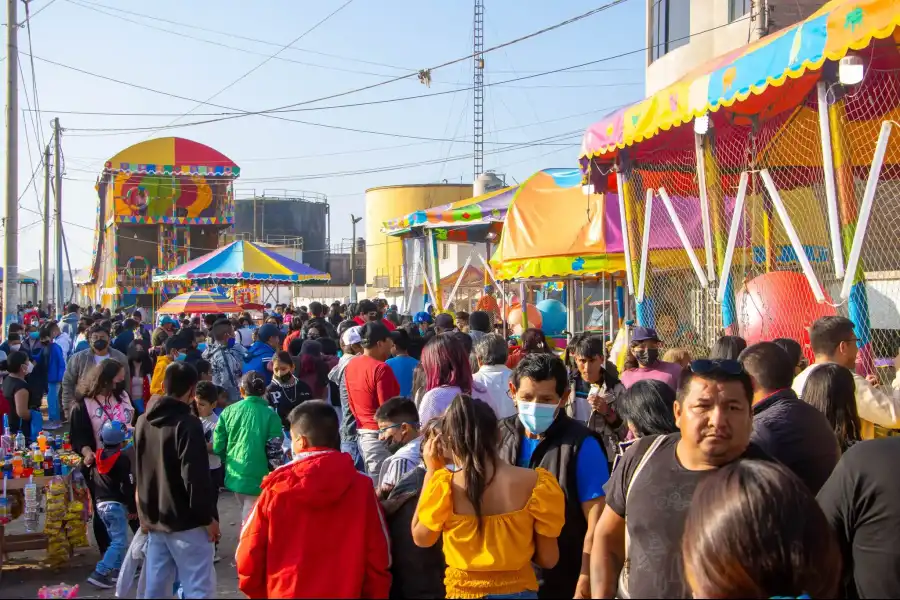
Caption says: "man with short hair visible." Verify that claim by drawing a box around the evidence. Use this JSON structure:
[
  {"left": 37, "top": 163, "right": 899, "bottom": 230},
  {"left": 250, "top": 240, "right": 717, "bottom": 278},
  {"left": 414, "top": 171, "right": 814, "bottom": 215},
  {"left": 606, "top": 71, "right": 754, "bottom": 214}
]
[
  {"left": 498, "top": 353, "right": 609, "bottom": 599},
  {"left": 204, "top": 319, "right": 246, "bottom": 405},
  {"left": 433, "top": 313, "right": 455, "bottom": 335},
  {"left": 472, "top": 333, "right": 515, "bottom": 419},
  {"left": 60, "top": 303, "right": 80, "bottom": 341},
  {"left": 136, "top": 361, "right": 218, "bottom": 599},
  {"left": 353, "top": 299, "right": 396, "bottom": 331},
  {"left": 619, "top": 326, "right": 683, "bottom": 390},
  {"left": 152, "top": 316, "right": 177, "bottom": 348},
  {"left": 793, "top": 315, "right": 900, "bottom": 438},
  {"left": 236, "top": 401, "right": 391, "bottom": 599},
  {"left": 374, "top": 396, "right": 421, "bottom": 495},
  {"left": 150, "top": 336, "right": 191, "bottom": 398},
  {"left": 793, "top": 317, "right": 900, "bottom": 440},
  {"left": 739, "top": 342, "right": 839, "bottom": 493},
  {"left": 302, "top": 301, "right": 337, "bottom": 340},
  {"left": 571, "top": 335, "right": 628, "bottom": 464},
  {"left": 111, "top": 318, "right": 140, "bottom": 355},
  {"left": 386, "top": 330, "right": 418, "bottom": 398},
  {"left": 331, "top": 325, "right": 365, "bottom": 472},
  {"left": 344, "top": 322, "right": 399, "bottom": 480},
  {"left": 590, "top": 360, "right": 768, "bottom": 599},
  {"left": 62, "top": 324, "right": 130, "bottom": 418}
]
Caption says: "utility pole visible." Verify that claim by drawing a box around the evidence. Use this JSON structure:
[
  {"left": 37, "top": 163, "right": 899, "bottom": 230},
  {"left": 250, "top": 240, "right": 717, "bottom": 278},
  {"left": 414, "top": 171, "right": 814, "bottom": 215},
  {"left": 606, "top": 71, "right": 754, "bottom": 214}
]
[
  {"left": 349, "top": 214, "right": 362, "bottom": 303},
  {"left": 2, "top": 0, "right": 19, "bottom": 335},
  {"left": 42, "top": 144, "right": 50, "bottom": 310},
  {"left": 473, "top": 0, "right": 485, "bottom": 180},
  {"left": 53, "top": 118, "right": 62, "bottom": 317}
]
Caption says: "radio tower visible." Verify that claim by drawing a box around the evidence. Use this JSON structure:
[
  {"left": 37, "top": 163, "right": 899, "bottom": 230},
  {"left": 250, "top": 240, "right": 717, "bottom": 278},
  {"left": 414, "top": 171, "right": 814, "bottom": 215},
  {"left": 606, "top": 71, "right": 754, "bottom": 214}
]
[{"left": 473, "top": 0, "right": 485, "bottom": 179}]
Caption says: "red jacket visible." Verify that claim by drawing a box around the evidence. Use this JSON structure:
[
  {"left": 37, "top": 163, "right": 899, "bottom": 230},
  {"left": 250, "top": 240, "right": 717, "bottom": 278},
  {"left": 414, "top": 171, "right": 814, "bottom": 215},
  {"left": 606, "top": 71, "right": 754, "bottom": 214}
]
[
  {"left": 236, "top": 449, "right": 392, "bottom": 599},
  {"left": 352, "top": 316, "right": 396, "bottom": 331}
]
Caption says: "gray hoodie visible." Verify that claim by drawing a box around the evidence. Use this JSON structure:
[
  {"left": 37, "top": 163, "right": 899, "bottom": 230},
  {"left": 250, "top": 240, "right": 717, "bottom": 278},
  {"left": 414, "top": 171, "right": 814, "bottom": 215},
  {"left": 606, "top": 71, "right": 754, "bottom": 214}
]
[{"left": 329, "top": 353, "right": 359, "bottom": 444}]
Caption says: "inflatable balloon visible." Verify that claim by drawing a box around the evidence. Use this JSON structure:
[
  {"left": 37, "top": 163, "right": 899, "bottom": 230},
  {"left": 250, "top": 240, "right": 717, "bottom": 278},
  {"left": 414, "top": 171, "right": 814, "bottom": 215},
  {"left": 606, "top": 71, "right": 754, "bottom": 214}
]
[
  {"left": 536, "top": 299, "right": 567, "bottom": 335},
  {"left": 734, "top": 271, "right": 837, "bottom": 363},
  {"left": 507, "top": 304, "right": 543, "bottom": 336}
]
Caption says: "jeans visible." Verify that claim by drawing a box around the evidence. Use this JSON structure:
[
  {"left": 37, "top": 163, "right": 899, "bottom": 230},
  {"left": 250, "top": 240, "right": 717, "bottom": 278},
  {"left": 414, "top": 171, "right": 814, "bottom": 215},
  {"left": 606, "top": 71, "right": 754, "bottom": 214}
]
[
  {"left": 96, "top": 502, "right": 128, "bottom": 575},
  {"left": 357, "top": 429, "right": 391, "bottom": 481},
  {"left": 234, "top": 493, "right": 259, "bottom": 525},
  {"left": 341, "top": 439, "right": 365, "bottom": 472},
  {"left": 142, "top": 528, "right": 216, "bottom": 599},
  {"left": 47, "top": 382, "right": 61, "bottom": 423}
]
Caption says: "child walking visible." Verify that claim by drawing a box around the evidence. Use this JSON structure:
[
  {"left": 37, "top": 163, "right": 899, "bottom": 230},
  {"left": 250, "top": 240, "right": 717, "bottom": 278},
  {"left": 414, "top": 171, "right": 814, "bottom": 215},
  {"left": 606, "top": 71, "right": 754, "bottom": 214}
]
[
  {"left": 265, "top": 351, "right": 313, "bottom": 461},
  {"left": 213, "top": 371, "right": 284, "bottom": 524},
  {"left": 87, "top": 421, "right": 136, "bottom": 589},
  {"left": 194, "top": 381, "right": 222, "bottom": 562}
]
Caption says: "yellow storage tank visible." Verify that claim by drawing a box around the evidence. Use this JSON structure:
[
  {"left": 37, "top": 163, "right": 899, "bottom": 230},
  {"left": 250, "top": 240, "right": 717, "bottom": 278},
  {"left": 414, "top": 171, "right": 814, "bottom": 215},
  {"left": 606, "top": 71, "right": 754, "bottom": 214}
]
[{"left": 366, "top": 183, "right": 472, "bottom": 289}]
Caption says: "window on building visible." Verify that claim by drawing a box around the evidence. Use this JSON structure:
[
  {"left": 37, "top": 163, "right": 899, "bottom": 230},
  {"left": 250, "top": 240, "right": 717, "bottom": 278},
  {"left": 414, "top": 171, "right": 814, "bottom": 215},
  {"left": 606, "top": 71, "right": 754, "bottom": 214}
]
[
  {"left": 729, "top": 0, "right": 750, "bottom": 21},
  {"left": 650, "top": 0, "right": 691, "bottom": 61},
  {"left": 441, "top": 243, "right": 449, "bottom": 260}
]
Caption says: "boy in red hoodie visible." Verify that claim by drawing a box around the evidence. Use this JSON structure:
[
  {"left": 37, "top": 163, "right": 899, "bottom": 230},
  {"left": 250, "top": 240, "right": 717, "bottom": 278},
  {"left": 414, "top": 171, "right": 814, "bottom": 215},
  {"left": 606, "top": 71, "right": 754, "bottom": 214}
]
[{"left": 236, "top": 400, "right": 391, "bottom": 599}]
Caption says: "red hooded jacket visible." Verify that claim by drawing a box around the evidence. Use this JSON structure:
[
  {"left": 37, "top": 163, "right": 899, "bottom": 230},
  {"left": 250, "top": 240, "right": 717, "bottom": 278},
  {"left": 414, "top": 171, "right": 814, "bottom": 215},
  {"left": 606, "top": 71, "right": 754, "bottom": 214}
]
[{"left": 236, "top": 449, "right": 392, "bottom": 599}]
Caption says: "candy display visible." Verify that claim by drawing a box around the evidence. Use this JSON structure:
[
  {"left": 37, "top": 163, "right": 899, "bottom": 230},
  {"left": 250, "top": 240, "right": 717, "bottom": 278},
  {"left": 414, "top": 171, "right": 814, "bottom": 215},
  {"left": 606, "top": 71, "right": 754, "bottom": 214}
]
[
  {"left": 44, "top": 476, "right": 70, "bottom": 566},
  {"left": 37, "top": 583, "right": 79, "bottom": 599}
]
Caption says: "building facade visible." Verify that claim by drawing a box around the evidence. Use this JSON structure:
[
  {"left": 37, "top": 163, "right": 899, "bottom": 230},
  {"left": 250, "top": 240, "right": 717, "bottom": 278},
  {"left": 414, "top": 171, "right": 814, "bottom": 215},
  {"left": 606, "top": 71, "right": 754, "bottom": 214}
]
[{"left": 646, "top": 0, "right": 828, "bottom": 95}]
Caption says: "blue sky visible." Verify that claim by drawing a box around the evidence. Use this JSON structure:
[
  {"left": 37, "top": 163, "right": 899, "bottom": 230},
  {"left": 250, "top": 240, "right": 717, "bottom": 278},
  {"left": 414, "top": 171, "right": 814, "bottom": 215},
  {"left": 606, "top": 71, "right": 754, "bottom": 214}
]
[{"left": 5, "top": 0, "right": 646, "bottom": 271}]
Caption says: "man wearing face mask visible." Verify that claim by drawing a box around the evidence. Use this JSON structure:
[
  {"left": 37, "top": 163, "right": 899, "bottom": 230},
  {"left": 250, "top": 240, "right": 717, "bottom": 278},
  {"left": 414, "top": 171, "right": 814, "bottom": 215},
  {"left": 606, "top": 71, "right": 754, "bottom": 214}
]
[
  {"left": 204, "top": 319, "right": 246, "bottom": 406},
  {"left": 374, "top": 396, "right": 421, "bottom": 497},
  {"left": 150, "top": 335, "right": 191, "bottom": 398},
  {"left": 62, "top": 324, "right": 130, "bottom": 420},
  {"left": 497, "top": 353, "right": 610, "bottom": 599},
  {"left": 620, "top": 326, "right": 684, "bottom": 391}
]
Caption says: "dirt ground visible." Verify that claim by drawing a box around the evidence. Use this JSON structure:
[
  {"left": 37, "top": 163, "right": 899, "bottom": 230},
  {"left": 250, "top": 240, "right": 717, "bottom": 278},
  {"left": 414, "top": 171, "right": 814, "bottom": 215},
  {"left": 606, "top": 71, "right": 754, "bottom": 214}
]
[{"left": 0, "top": 493, "right": 246, "bottom": 599}]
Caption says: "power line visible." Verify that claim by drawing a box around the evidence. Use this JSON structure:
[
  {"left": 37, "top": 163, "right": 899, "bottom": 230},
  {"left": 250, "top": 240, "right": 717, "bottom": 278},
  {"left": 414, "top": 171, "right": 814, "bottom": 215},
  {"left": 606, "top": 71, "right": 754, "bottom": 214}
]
[{"left": 138, "top": 0, "right": 359, "bottom": 141}]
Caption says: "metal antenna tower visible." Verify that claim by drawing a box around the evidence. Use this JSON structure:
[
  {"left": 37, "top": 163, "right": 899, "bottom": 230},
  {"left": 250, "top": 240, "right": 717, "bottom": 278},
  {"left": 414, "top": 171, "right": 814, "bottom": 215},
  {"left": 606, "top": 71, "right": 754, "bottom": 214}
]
[{"left": 473, "top": 0, "right": 484, "bottom": 179}]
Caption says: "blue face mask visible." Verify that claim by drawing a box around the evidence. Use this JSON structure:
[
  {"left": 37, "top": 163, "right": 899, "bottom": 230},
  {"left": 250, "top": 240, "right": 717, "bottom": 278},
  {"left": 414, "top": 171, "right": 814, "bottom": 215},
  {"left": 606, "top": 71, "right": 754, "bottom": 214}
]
[
  {"left": 176, "top": 353, "right": 187, "bottom": 362},
  {"left": 517, "top": 401, "right": 558, "bottom": 435},
  {"left": 227, "top": 338, "right": 236, "bottom": 349},
  {"left": 197, "top": 343, "right": 208, "bottom": 352}
]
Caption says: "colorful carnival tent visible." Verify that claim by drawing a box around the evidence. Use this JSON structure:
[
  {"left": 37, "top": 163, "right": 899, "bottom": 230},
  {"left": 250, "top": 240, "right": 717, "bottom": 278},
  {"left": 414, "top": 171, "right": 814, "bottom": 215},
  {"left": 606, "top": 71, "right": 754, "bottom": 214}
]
[
  {"left": 153, "top": 240, "right": 330, "bottom": 286},
  {"left": 578, "top": 0, "right": 900, "bottom": 371},
  {"left": 157, "top": 291, "right": 242, "bottom": 315}
]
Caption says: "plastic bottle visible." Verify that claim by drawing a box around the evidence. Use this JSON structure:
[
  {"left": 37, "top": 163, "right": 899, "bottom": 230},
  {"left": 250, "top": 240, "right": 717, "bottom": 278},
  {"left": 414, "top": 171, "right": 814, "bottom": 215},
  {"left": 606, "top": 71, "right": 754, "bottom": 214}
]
[
  {"left": 0, "top": 415, "right": 12, "bottom": 455},
  {"left": 23, "top": 479, "right": 38, "bottom": 532},
  {"left": 0, "top": 495, "right": 8, "bottom": 524},
  {"left": 32, "top": 444, "right": 42, "bottom": 466},
  {"left": 37, "top": 431, "right": 47, "bottom": 453},
  {"left": 53, "top": 455, "right": 61, "bottom": 477},
  {"left": 11, "top": 454, "right": 23, "bottom": 478},
  {"left": 2, "top": 454, "right": 11, "bottom": 479},
  {"left": 13, "top": 431, "right": 25, "bottom": 453},
  {"left": 43, "top": 449, "right": 54, "bottom": 472}
]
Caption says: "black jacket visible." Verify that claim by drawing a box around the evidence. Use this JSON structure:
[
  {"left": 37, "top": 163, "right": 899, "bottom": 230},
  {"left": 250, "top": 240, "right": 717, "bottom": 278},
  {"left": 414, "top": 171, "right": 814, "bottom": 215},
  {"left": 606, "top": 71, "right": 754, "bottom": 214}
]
[
  {"left": 498, "top": 413, "right": 606, "bottom": 599},
  {"left": 134, "top": 395, "right": 215, "bottom": 532},
  {"left": 265, "top": 376, "right": 313, "bottom": 431},
  {"left": 93, "top": 448, "right": 137, "bottom": 513},
  {"left": 383, "top": 466, "right": 445, "bottom": 599},
  {"left": 752, "top": 388, "right": 840, "bottom": 494}
]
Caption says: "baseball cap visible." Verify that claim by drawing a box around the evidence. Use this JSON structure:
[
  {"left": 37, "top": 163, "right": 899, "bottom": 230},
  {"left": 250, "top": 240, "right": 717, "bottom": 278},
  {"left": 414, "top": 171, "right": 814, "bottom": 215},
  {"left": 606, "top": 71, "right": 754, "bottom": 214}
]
[
  {"left": 341, "top": 326, "right": 362, "bottom": 346},
  {"left": 100, "top": 420, "right": 127, "bottom": 447},
  {"left": 413, "top": 311, "right": 433, "bottom": 325},
  {"left": 435, "top": 313, "right": 455, "bottom": 330},
  {"left": 161, "top": 316, "right": 177, "bottom": 326},
  {"left": 359, "top": 321, "right": 391, "bottom": 347},
  {"left": 257, "top": 323, "right": 282, "bottom": 343},
  {"left": 631, "top": 326, "right": 660, "bottom": 343}
]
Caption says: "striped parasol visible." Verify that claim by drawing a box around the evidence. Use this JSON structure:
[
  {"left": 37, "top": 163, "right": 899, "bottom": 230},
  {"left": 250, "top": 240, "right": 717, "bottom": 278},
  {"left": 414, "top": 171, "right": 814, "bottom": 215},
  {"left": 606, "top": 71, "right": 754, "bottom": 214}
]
[{"left": 157, "top": 290, "right": 242, "bottom": 315}]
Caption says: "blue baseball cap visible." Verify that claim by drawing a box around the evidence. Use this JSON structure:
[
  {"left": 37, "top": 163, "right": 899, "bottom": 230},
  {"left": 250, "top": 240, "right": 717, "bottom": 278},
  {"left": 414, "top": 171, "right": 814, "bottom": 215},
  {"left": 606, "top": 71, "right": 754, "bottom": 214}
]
[
  {"left": 414, "top": 311, "right": 433, "bottom": 324},
  {"left": 161, "top": 316, "right": 178, "bottom": 326},
  {"left": 257, "top": 323, "right": 282, "bottom": 343},
  {"left": 100, "top": 420, "right": 127, "bottom": 446},
  {"left": 631, "top": 326, "right": 660, "bottom": 342}
]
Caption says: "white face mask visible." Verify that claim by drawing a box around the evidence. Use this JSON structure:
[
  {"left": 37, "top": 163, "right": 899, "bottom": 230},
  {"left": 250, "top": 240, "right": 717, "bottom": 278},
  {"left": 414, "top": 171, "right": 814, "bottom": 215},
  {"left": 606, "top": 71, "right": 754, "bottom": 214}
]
[
  {"left": 9, "top": 344, "right": 20, "bottom": 352},
  {"left": 24, "top": 362, "right": 34, "bottom": 375}
]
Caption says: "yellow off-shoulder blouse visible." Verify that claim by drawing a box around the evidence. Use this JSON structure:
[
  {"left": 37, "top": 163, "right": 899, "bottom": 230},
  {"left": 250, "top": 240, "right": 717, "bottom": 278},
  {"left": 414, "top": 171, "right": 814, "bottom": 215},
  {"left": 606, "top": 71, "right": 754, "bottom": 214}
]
[{"left": 417, "top": 467, "right": 565, "bottom": 599}]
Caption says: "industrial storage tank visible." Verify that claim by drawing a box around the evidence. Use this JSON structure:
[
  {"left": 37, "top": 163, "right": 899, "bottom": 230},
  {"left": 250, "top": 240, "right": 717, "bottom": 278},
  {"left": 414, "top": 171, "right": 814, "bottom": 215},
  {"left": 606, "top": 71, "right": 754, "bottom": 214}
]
[
  {"left": 366, "top": 183, "right": 472, "bottom": 288},
  {"left": 233, "top": 192, "right": 330, "bottom": 274}
]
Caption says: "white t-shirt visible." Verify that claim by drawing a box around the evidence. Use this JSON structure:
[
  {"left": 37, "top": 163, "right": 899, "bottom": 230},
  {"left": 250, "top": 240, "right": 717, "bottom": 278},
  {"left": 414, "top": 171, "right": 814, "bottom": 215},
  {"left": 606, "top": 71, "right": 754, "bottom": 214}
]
[{"left": 93, "top": 353, "right": 107, "bottom": 365}]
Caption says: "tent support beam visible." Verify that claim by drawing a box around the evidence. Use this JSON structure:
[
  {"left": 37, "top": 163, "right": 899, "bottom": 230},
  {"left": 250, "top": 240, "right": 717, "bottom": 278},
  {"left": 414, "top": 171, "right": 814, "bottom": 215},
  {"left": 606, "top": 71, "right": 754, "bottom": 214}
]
[
  {"left": 694, "top": 132, "right": 716, "bottom": 281},
  {"left": 657, "top": 187, "right": 709, "bottom": 288},
  {"left": 717, "top": 172, "right": 750, "bottom": 303},
  {"left": 817, "top": 81, "right": 845, "bottom": 279},
  {"left": 636, "top": 188, "right": 654, "bottom": 303}
]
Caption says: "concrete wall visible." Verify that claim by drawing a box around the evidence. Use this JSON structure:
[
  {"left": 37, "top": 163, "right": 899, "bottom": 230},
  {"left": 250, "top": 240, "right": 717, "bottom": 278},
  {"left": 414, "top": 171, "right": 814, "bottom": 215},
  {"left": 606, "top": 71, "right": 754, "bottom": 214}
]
[
  {"left": 645, "top": 0, "right": 827, "bottom": 96},
  {"left": 365, "top": 184, "right": 472, "bottom": 288}
]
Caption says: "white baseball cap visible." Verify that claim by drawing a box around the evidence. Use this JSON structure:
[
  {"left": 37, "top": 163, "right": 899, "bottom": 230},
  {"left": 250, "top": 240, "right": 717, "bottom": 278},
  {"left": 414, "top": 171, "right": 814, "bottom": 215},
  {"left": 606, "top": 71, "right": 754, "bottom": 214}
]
[{"left": 341, "top": 326, "right": 363, "bottom": 346}]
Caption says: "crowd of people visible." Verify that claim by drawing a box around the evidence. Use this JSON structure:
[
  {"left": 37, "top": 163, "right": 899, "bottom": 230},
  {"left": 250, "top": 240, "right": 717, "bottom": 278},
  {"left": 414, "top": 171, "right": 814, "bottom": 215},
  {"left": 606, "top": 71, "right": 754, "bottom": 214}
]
[{"left": 1, "top": 297, "right": 899, "bottom": 599}]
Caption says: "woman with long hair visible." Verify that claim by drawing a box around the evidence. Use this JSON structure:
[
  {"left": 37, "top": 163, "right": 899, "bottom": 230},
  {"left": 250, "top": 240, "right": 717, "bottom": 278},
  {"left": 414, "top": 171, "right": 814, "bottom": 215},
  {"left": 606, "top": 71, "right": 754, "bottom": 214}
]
[
  {"left": 709, "top": 335, "right": 748, "bottom": 361},
  {"left": 802, "top": 363, "right": 862, "bottom": 452},
  {"left": 126, "top": 340, "right": 153, "bottom": 414},
  {"left": 294, "top": 340, "right": 334, "bottom": 400},
  {"left": 412, "top": 395, "right": 565, "bottom": 599},
  {"left": 682, "top": 460, "right": 841, "bottom": 599},
  {"left": 418, "top": 333, "right": 486, "bottom": 423},
  {"left": 507, "top": 328, "right": 552, "bottom": 370}
]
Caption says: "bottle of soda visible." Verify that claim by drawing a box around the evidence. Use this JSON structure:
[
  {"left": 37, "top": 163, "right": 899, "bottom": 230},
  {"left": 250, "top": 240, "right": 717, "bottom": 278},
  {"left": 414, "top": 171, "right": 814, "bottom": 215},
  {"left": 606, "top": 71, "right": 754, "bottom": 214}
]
[
  {"left": 14, "top": 431, "right": 25, "bottom": 453},
  {"left": 0, "top": 415, "right": 12, "bottom": 455},
  {"left": 53, "top": 455, "right": 62, "bottom": 477}
]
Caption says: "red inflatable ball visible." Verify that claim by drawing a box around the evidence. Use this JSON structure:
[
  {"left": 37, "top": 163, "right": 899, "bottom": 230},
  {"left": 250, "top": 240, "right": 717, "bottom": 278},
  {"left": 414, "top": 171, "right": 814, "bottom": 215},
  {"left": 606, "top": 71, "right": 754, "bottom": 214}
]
[
  {"left": 734, "top": 271, "right": 837, "bottom": 363},
  {"left": 506, "top": 303, "right": 543, "bottom": 336}
]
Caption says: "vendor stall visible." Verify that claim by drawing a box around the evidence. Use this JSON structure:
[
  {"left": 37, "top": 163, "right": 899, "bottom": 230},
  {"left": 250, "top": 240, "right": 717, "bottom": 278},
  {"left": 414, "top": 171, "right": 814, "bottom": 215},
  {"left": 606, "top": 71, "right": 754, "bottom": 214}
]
[
  {"left": 153, "top": 239, "right": 331, "bottom": 305},
  {"left": 580, "top": 0, "right": 900, "bottom": 372},
  {"left": 156, "top": 290, "right": 242, "bottom": 314}
]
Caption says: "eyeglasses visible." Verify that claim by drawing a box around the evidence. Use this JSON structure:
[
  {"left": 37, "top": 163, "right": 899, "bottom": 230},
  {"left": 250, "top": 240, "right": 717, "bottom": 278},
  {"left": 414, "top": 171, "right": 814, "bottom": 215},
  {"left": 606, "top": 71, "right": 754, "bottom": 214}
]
[
  {"left": 689, "top": 359, "right": 744, "bottom": 376},
  {"left": 377, "top": 422, "right": 419, "bottom": 435}
]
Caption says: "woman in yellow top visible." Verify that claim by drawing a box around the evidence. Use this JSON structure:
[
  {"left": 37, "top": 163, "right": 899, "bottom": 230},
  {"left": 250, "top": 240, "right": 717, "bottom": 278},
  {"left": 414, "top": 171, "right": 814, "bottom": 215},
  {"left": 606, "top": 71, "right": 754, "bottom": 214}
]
[{"left": 412, "top": 394, "right": 565, "bottom": 599}]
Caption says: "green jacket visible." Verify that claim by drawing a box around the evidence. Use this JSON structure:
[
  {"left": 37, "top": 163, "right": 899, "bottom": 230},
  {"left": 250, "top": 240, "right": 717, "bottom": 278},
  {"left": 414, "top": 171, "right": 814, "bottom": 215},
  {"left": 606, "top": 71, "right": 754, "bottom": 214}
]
[{"left": 213, "top": 395, "right": 283, "bottom": 496}]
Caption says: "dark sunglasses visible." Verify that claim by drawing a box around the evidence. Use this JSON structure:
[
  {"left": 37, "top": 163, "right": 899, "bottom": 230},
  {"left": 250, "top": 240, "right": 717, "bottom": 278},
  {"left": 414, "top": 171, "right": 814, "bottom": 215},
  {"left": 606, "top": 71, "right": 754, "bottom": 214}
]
[{"left": 690, "top": 359, "right": 744, "bottom": 376}]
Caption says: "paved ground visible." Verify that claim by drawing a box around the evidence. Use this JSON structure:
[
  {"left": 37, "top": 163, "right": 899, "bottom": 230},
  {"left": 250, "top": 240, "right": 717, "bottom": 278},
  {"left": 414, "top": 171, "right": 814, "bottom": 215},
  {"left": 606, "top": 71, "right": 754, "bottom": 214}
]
[{"left": 0, "top": 493, "right": 245, "bottom": 599}]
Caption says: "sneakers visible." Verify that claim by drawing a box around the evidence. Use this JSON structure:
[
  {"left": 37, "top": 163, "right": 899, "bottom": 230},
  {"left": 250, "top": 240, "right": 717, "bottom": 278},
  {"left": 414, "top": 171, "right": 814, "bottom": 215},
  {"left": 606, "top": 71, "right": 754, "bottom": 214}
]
[
  {"left": 87, "top": 570, "right": 114, "bottom": 589},
  {"left": 111, "top": 568, "right": 119, "bottom": 582},
  {"left": 213, "top": 552, "right": 222, "bottom": 564}
]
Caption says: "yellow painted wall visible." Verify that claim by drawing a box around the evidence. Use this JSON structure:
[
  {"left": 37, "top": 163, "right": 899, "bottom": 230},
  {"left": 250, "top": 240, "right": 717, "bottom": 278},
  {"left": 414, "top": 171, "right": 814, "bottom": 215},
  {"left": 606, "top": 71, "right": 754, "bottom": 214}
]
[{"left": 365, "top": 184, "right": 472, "bottom": 288}]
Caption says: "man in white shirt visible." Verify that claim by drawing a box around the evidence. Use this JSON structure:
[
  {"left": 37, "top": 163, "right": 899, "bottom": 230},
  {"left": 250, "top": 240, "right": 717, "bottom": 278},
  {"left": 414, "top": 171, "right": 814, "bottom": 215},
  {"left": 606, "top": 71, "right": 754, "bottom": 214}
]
[
  {"left": 472, "top": 333, "right": 516, "bottom": 419},
  {"left": 793, "top": 316, "right": 900, "bottom": 439}
]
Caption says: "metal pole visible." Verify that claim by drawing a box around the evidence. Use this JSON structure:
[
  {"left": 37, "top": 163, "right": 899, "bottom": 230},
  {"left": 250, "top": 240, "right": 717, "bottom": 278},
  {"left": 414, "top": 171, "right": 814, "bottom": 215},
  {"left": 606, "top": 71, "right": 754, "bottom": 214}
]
[
  {"left": 816, "top": 81, "right": 845, "bottom": 279},
  {"left": 349, "top": 214, "right": 362, "bottom": 303},
  {"left": 42, "top": 144, "right": 50, "bottom": 310},
  {"left": 2, "top": 0, "right": 18, "bottom": 334},
  {"left": 53, "top": 118, "right": 63, "bottom": 316}
]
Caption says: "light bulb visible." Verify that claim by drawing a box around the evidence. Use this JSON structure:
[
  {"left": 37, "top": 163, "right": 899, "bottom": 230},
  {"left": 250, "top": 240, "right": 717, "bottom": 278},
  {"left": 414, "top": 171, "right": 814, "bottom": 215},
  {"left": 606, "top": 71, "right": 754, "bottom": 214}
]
[
  {"left": 839, "top": 55, "right": 864, "bottom": 86},
  {"left": 694, "top": 114, "right": 710, "bottom": 135}
]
